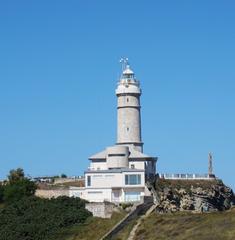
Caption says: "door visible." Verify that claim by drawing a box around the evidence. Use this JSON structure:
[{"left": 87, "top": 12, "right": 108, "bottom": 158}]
[{"left": 112, "top": 190, "right": 120, "bottom": 202}]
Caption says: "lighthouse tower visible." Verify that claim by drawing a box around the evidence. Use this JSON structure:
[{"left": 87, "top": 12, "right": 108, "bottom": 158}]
[
  {"left": 116, "top": 60, "right": 143, "bottom": 153},
  {"left": 84, "top": 59, "right": 157, "bottom": 203}
]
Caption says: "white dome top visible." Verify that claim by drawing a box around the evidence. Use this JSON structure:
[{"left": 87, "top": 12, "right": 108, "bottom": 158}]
[{"left": 123, "top": 65, "right": 134, "bottom": 75}]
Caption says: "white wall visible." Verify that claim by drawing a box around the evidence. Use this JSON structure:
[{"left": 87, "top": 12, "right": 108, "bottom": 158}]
[
  {"left": 90, "top": 161, "right": 107, "bottom": 170},
  {"left": 85, "top": 188, "right": 112, "bottom": 202},
  {"left": 83, "top": 187, "right": 145, "bottom": 203},
  {"left": 69, "top": 187, "right": 85, "bottom": 198},
  {"left": 129, "top": 161, "right": 145, "bottom": 170},
  {"left": 85, "top": 171, "right": 145, "bottom": 189},
  {"left": 86, "top": 173, "right": 123, "bottom": 188},
  {"left": 69, "top": 186, "right": 145, "bottom": 203}
]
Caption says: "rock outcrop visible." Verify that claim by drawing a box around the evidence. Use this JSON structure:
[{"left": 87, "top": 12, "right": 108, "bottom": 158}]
[{"left": 154, "top": 179, "right": 234, "bottom": 213}]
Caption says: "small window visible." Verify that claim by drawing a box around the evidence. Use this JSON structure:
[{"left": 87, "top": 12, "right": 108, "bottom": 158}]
[
  {"left": 87, "top": 176, "right": 91, "bottom": 186},
  {"left": 127, "top": 98, "right": 129, "bottom": 102},
  {"left": 131, "top": 164, "right": 135, "bottom": 169},
  {"left": 108, "top": 153, "right": 126, "bottom": 157},
  {"left": 127, "top": 127, "right": 129, "bottom": 131}
]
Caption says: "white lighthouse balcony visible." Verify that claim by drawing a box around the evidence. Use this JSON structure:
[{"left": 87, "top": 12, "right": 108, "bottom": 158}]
[{"left": 116, "top": 82, "right": 141, "bottom": 95}]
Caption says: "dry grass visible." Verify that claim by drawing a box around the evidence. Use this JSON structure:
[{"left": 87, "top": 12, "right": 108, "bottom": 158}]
[
  {"left": 112, "top": 218, "right": 137, "bottom": 240},
  {"left": 55, "top": 180, "right": 85, "bottom": 187},
  {"left": 37, "top": 180, "right": 85, "bottom": 190},
  {"left": 134, "top": 207, "right": 235, "bottom": 240}
]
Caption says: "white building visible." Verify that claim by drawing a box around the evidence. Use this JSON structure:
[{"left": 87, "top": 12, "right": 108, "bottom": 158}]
[{"left": 77, "top": 60, "right": 157, "bottom": 203}]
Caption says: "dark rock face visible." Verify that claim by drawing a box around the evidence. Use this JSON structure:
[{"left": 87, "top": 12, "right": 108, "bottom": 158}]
[{"left": 154, "top": 179, "right": 234, "bottom": 213}]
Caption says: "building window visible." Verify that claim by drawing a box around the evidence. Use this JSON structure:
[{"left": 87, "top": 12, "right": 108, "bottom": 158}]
[
  {"left": 88, "top": 191, "right": 102, "bottom": 194},
  {"left": 108, "top": 153, "right": 126, "bottom": 157},
  {"left": 127, "top": 98, "right": 129, "bottom": 102},
  {"left": 125, "top": 174, "right": 141, "bottom": 185},
  {"left": 125, "top": 192, "right": 141, "bottom": 202},
  {"left": 127, "top": 127, "right": 129, "bottom": 131},
  {"left": 131, "top": 164, "right": 135, "bottom": 169},
  {"left": 87, "top": 176, "right": 91, "bottom": 186}
]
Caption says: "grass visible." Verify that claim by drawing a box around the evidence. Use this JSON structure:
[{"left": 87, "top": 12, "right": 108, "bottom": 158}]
[
  {"left": 134, "top": 207, "right": 235, "bottom": 240},
  {"left": 54, "top": 210, "right": 127, "bottom": 240},
  {"left": 55, "top": 181, "right": 85, "bottom": 187},
  {"left": 112, "top": 218, "right": 137, "bottom": 240}
]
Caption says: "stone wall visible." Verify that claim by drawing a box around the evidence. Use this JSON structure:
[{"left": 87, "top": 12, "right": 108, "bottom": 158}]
[
  {"left": 53, "top": 178, "right": 84, "bottom": 185},
  {"left": 35, "top": 189, "right": 69, "bottom": 199},
  {"left": 85, "top": 202, "right": 115, "bottom": 218}
]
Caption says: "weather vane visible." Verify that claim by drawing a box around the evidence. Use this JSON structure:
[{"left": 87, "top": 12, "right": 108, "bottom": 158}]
[{"left": 119, "top": 57, "right": 129, "bottom": 72}]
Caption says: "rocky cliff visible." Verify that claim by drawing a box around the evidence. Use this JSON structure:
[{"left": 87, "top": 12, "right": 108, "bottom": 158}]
[{"left": 154, "top": 179, "right": 234, "bottom": 213}]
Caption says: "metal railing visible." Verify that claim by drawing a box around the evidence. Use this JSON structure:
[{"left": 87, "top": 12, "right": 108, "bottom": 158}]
[{"left": 159, "top": 173, "right": 215, "bottom": 180}]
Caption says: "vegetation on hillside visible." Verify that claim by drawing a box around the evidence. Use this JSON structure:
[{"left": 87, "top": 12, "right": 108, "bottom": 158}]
[
  {"left": 0, "top": 196, "right": 92, "bottom": 240},
  {"left": 0, "top": 168, "right": 92, "bottom": 240},
  {"left": 55, "top": 210, "right": 127, "bottom": 240},
  {"left": 134, "top": 208, "right": 235, "bottom": 240},
  {"left": 0, "top": 168, "right": 37, "bottom": 204},
  {"left": 155, "top": 178, "right": 224, "bottom": 193}
]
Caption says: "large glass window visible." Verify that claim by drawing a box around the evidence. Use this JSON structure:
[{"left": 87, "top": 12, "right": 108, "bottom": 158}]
[
  {"left": 87, "top": 176, "right": 91, "bottom": 186},
  {"left": 125, "top": 174, "right": 141, "bottom": 185},
  {"left": 125, "top": 192, "right": 141, "bottom": 202}
]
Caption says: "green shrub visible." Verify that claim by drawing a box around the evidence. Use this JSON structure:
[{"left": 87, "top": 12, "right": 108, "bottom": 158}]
[
  {"left": 3, "top": 179, "right": 37, "bottom": 204},
  {"left": 0, "top": 196, "right": 92, "bottom": 240},
  {"left": 120, "top": 202, "right": 133, "bottom": 210}
]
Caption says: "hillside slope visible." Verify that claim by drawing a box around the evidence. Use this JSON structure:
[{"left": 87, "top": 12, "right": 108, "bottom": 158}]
[{"left": 134, "top": 208, "right": 235, "bottom": 240}]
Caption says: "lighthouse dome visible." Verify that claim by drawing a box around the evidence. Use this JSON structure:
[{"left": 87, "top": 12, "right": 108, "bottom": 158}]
[
  {"left": 116, "top": 64, "right": 141, "bottom": 95},
  {"left": 123, "top": 65, "right": 134, "bottom": 75}
]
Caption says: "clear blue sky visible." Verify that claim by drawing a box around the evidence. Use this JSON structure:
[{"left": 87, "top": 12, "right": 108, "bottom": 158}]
[{"left": 0, "top": 1, "right": 235, "bottom": 189}]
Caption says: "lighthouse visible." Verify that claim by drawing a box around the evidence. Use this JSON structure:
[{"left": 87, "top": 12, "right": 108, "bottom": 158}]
[
  {"left": 116, "top": 60, "right": 143, "bottom": 152},
  {"left": 83, "top": 59, "right": 157, "bottom": 203}
]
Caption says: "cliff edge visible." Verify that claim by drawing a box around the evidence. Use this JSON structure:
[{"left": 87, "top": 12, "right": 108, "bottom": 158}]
[{"left": 154, "top": 178, "right": 234, "bottom": 213}]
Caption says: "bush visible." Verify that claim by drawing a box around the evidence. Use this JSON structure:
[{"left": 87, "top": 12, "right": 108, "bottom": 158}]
[
  {"left": 0, "top": 169, "right": 92, "bottom": 240},
  {"left": 8, "top": 168, "right": 25, "bottom": 184},
  {"left": 1, "top": 168, "right": 37, "bottom": 204},
  {"left": 0, "top": 196, "right": 92, "bottom": 240},
  {"left": 120, "top": 202, "right": 133, "bottom": 210},
  {"left": 3, "top": 179, "right": 37, "bottom": 204}
]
